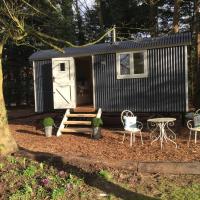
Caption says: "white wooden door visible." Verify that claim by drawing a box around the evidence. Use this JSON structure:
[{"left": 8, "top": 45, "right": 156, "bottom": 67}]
[{"left": 52, "top": 58, "right": 76, "bottom": 109}]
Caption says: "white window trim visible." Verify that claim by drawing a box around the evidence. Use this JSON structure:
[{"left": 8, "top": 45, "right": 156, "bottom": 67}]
[{"left": 116, "top": 50, "right": 148, "bottom": 79}]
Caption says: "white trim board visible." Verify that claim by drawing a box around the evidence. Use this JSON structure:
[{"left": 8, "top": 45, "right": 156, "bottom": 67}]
[
  {"left": 185, "top": 45, "right": 189, "bottom": 112},
  {"left": 92, "top": 55, "right": 96, "bottom": 109}
]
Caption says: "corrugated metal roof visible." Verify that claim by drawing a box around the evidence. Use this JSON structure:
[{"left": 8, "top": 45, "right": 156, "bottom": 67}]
[{"left": 29, "top": 32, "right": 191, "bottom": 61}]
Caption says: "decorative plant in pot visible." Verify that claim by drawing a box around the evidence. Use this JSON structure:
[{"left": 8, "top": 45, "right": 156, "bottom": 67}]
[
  {"left": 42, "top": 117, "right": 54, "bottom": 137},
  {"left": 91, "top": 117, "right": 103, "bottom": 139}
]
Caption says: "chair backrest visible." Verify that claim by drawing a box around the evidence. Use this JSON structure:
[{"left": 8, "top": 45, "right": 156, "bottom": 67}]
[
  {"left": 193, "top": 109, "right": 200, "bottom": 128},
  {"left": 187, "top": 120, "right": 193, "bottom": 129},
  {"left": 121, "top": 110, "right": 134, "bottom": 126},
  {"left": 195, "top": 109, "right": 200, "bottom": 115}
]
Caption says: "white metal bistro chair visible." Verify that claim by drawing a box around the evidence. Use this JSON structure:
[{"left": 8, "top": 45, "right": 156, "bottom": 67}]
[
  {"left": 187, "top": 109, "right": 200, "bottom": 146},
  {"left": 121, "top": 110, "right": 143, "bottom": 146}
]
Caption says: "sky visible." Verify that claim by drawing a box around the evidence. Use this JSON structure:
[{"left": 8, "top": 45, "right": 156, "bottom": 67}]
[{"left": 82, "top": 0, "right": 95, "bottom": 8}]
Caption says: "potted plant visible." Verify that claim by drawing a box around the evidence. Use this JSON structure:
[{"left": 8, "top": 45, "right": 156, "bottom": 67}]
[
  {"left": 91, "top": 117, "right": 103, "bottom": 139},
  {"left": 42, "top": 117, "right": 54, "bottom": 137}
]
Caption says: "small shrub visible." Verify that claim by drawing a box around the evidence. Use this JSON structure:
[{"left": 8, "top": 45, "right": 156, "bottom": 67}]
[
  {"left": 99, "top": 170, "right": 113, "bottom": 181},
  {"left": 35, "top": 186, "right": 47, "bottom": 199},
  {"left": 23, "top": 165, "right": 37, "bottom": 178},
  {"left": 42, "top": 117, "right": 54, "bottom": 127},
  {"left": 0, "top": 144, "right": 5, "bottom": 153},
  {"left": 0, "top": 156, "right": 98, "bottom": 199},
  {"left": 67, "top": 174, "right": 83, "bottom": 187},
  {"left": 0, "top": 163, "right": 4, "bottom": 170},
  {"left": 7, "top": 156, "right": 17, "bottom": 164},
  {"left": 9, "top": 184, "right": 33, "bottom": 200},
  {"left": 51, "top": 188, "right": 66, "bottom": 200},
  {"left": 91, "top": 118, "right": 103, "bottom": 127},
  {"left": 169, "top": 184, "right": 200, "bottom": 200}
]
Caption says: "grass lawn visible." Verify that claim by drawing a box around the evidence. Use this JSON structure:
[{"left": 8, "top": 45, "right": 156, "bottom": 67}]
[{"left": 0, "top": 156, "right": 200, "bottom": 200}]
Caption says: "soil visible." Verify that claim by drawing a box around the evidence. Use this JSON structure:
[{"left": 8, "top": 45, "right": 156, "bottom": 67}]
[{"left": 8, "top": 108, "right": 200, "bottom": 166}]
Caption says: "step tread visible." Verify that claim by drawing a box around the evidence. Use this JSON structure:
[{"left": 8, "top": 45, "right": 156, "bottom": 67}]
[
  {"left": 61, "top": 128, "right": 92, "bottom": 133},
  {"left": 73, "top": 108, "right": 96, "bottom": 113},
  {"left": 64, "top": 121, "right": 91, "bottom": 125},
  {"left": 66, "top": 114, "right": 96, "bottom": 118}
]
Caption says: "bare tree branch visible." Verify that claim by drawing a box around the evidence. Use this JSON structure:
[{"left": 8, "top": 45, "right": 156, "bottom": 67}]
[
  {"left": 30, "top": 27, "right": 114, "bottom": 48},
  {"left": 21, "top": 0, "right": 47, "bottom": 16}
]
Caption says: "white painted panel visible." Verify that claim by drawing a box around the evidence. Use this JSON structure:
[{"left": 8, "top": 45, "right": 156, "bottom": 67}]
[
  {"left": 52, "top": 57, "right": 76, "bottom": 109},
  {"left": 33, "top": 61, "right": 38, "bottom": 112}
]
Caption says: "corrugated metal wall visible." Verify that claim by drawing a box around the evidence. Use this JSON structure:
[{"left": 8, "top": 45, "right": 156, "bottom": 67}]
[
  {"left": 34, "top": 60, "right": 52, "bottom": 112},
  {"left": 94, "top": 46, "right": 187, "bottom": 112}
]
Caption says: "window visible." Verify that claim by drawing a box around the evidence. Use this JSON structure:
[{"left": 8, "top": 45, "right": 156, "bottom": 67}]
[
  {"left": 116, "top": 51, "right": 148, "bottom": 79},
  {"left": 120, "top": 54, "right": 130, "bottom": 75},
  {"left": 60, "top": 63, "right": 65, "bottom": 71}
]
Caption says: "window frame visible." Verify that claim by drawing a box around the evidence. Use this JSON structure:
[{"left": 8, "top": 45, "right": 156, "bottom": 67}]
[{"left": 116, "top": 50, "right": 148, "bottom": 79}]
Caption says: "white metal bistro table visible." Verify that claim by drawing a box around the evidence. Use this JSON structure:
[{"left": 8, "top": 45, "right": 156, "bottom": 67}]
[{"left": 147, "top": 118, "right": 177, "bottom": 149}]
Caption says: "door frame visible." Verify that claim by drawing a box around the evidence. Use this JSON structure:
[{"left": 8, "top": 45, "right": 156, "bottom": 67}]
[
  {"left": 92, "top": 56, "right": 96, "bottom": 109},
  {"left": 52, "top": 57, "right": 77, "bottom": 109},
  {"left": 74, "top": 55, "right": 96, "bottom": 109}
]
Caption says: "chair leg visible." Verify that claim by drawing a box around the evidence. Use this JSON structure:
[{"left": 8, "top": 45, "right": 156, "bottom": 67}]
[
  {"left": 130, "top": 133, "right": 133, "bottom": 147},
  {"left": 195, "top": 131, "right": 197, "bottom": 144},
  {"left": 149, "top": 132, "right": 152, "bottom": 140},
  {"left": 122, "top": 133, "right": 126, "bottom": 143},
  {"left": 140, "top": 131, "right": 143, "bottom": 145},
  {"left": 133, "top": 133, "right": 135, "bottom": 143},
  {"left": 188, "top": 130, "right": 192, "bottom": 147}
]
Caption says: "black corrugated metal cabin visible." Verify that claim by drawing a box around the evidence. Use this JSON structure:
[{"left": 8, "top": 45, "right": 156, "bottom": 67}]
[{"left": 29, "top": 32, "right": 191, "bottom": 113}]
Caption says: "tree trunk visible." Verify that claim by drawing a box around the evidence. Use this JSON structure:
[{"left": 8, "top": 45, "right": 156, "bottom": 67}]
[
  {"left": 146, "top": 0, "right": 158, "bottom": 37},
  {"left": 74, "top": 0, "right": 85, "bottom": 45},
  {"left": 96, "top": 0, "right": 104, "bottom": 31},
  {"left": 0, "top": 42, "right": 18, "bottom": 156},
  {"left": 172, "top": 0, "right": 181, "bottom": 33},
  {"left": 15, "top": 67, "right": 22, "bottom": 107},
  {"left": 149, "top": 3, "right": 157, "bottom": 37},
  {"left": 194, "top": 0, "right": 200, "bottom": 107}
]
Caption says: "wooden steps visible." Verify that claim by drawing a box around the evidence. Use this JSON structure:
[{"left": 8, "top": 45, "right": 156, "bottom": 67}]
[
  {"left": 64, "top": 121, "right": 91, "bottom": 125},
  {"left": 56, "top": 108, "right": 102, "bottom": 136},
  {"left": 60, "top": 128, "right": 92, "bottom": 133},
  {"left": 66, "top": 114, "right": 96, "bottom": 118},
  {"left": 73, "top": 106, "right": 96, "bottom": 113}
]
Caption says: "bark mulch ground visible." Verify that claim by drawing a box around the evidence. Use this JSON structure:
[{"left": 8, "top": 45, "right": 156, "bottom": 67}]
[{"left": 8, "top": 108, "right": 200, "bottom": 166}]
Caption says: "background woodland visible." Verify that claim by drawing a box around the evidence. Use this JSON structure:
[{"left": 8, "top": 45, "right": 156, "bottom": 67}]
[{"left": 3, "top": 0, "right": 200, "bottom": 107}]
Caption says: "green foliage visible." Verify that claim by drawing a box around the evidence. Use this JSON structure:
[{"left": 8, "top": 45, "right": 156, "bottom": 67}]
[
  {"left": 23, "top": 165, "right": 37, "bottom": 178},
  {"left": 1, "top": 156, "right": 200, "bottom": 200},
  {"left": 0, "top": 144, "right": 5, "bottom": 153},
  {"left": 9, "top": 184, "right": 33, "bottom": 200},
  {"left": 0, "top": 163, "right": 4, "bottom": 170},
  {"left": 162, "top": 184, "right": 200, "bottom": 200},
  {"left": 7, "top": 156, "right": 17, "bottom": 164},
  {"left": 42, "top": 117, "right": 54, "bottom": 127},
  {"left": 51, "top": 188, "right": 66, "bottom": 200},
  {"left": 99, "top": 170, "right": 113, "bottom": 181},
  {"left": 91, "top": 118, "right": 103, "bottom": 127},
  {"left": 0, "top": 156, "right": 98, "bottom": 199},
  {"left": 36, "top": 186, "right": 47, "bottom": 199},
  {"left": 67, "top": 174, "right": 83, "bottom": 187},
  {"left": 39, "top": 162, "right": 44, "bottom": 170}
]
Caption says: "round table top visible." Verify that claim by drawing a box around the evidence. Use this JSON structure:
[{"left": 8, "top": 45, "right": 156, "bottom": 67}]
[
  {"left": 147, "top": 117, "right": 176, "bottom": 123},
  {"left": 191, "top": 127, "right": 200, "bottom": 131}
]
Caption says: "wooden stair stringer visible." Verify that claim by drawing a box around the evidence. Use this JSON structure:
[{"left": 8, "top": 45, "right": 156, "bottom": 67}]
[{"left": 56, "top": 109, "right": 70, "bottom": 137}]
